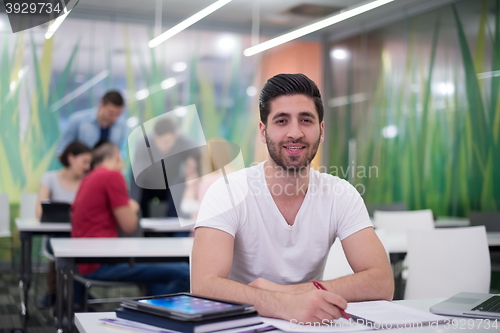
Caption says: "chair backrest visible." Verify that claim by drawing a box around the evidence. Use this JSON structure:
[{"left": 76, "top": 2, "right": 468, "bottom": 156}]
[
  {"left": 0, "top": 193, "right": 10, "bottom": 234},
  {"left": 404, "top": 226, "right": 491, "bottom": 299},
  {"left": 20, "top": 193, "right": 38, "bottom": 219},
  {"left": 469, "top": 211, "right": 500, "bottom": 232},
  {"left": 366, "top": 202, "right": 407, "bottom": 217},
  {"left": 373, "top": 209, "right": 434, "bottom": 233},
  {"left": 322, "top": 229, "right": 390, "bottom": 281}
]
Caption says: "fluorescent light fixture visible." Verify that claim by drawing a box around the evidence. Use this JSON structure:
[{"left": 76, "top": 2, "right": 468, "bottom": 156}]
[
  {"left": 50, "top": 70, "right": 110, "bottom": 112},
  {"left": 149, "top": 0, "right": 232, "bottom": 48},
  {"left": 136, "top": 89, "right": 150, "bottom": 100},
  {"left": 172, "top": 62, "right": 187, "bottom": 72},
  {"left": 45, "top": 11, "right": 71, "bottom": 39},
  {"left": 244, "top": 0, "right": 394, "bottom": 57},
  {"left": 161, "top": 78, "right": 177, "bottom": 89},
  {"left": 331, "top": 49, "right": 348, "bottom": 60}
]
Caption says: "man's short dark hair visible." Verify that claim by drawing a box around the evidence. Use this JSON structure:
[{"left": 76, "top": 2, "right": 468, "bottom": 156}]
[
  {"left": 92, "top": 141, "right": 119, "bottom": 166},
  {"left": 154, "top": 117, "right": 177, "bottom": 136},
  {"left": 259, "top": 73, "right": 324, "bottom": 125},
  {"left": 101, "top": 91, "right": 124, "bottom": 106},
  {"left": 59, "top": 141, "right": 91, "bottom": 167}
]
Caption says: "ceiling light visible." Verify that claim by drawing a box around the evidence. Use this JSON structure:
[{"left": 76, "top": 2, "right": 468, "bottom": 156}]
[
  {"left": 172, "top": 62, "right": 187, "bottom": 72},
  {"left": 331, "top": 49, "right": 348, "bottom": 60},
  {"left": 136, "top": 89, "right": 150, "bottom": 100},
  {"left": 438, "top": 83, "right": 455, "bottom": 96},
  {"left": 149, "top": 0, "right": 232, "bottom": 48},
  {"left": 161, "top": 78, "right": 177, "bottom": 90},
  {"left": 243, "top": 0, "right": 394, "bottom": 57},
  {"left": 246, "top": 86, "right": 257, "bottom": 97},
  {"left": 127, "top": 117, "right": 139, "bottom": 128},
  {"left": 45, "top": 10, "right": 71, "bottom": 39},
  {"left": 382, "top": 125, "right": 398, "bottom": 139},
  {"left": 217, "top": 36, "right": 236, "bottom": 52}
]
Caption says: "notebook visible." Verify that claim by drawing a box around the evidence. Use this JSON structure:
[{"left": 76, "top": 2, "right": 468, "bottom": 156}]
[
  {"left": 430, "top": 292, "right": 500, "bottom": 319},
  {"left": 40, "top": 201, "right": 71, "bottom": 223}
]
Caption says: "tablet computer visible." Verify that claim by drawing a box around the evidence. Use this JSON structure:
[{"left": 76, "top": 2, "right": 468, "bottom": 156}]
[
  {"left": 40, "top": 201, "right": 71, "bottom": 223},
  {"left": 121, "top": 293, "right": 255, "bottom": 321}
]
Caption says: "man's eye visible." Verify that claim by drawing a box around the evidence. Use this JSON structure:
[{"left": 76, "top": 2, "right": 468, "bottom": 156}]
[
  {"left": 302, "top": 119, "right": 312, "bottom": 123},
  {"left": 276, "top": 119, "right": 286, "bottom": 124}
]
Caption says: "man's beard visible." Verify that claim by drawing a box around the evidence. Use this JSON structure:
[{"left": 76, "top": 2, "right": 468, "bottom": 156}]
[{"left": 265, "top": 131, "right": 321, "bottom": 172}]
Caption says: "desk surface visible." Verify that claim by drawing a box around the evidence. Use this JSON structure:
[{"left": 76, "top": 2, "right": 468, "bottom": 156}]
[
  {"left": 385, "top": 231, "right": 500, "bottom": 253},
  {"left": 15, "top": 217, "right": 193, "bottom": 233},
  {"left": 75, "top": 298, "right": 495, "bottom": 333},
  {"left": 51, "top": 237, "right": 193, "bottom": 258}
]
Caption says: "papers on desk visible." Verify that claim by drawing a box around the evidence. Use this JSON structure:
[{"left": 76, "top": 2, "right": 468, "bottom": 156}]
[{"left": 261, "top": 301, "right": 451, "bottom": 332}]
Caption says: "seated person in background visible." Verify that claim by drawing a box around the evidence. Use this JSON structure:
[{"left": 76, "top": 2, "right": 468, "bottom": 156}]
[
  {"left": 192, "top": 73, "right": 393, "bottom": 323},
  {"left": 36, "top": 141, "right": 92, "bottom": 308},
  {"left": 71, "top": 141, "right": 189, "bottom": 302},
  {"left": 130, "top": 117, "right": 200, "bottom": 217}
]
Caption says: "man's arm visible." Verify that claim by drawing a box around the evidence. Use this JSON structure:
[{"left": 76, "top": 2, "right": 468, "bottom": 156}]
[
  {"left": 250, "top": 228, "right": 394, "bottom": 301},
  {"left": 56, "top": 116, "right": 78, "bottom": 156},
  {"left": 192, "top": 227, "right": 348, "bottom": 323},
  {"left": 113, "top": 199, "right": 139, "bottom": 234}
]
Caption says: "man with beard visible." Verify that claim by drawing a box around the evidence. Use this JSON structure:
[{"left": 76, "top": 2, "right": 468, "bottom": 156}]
[{"left": 191, "top": 74, "right": 393, "bottom": 323}]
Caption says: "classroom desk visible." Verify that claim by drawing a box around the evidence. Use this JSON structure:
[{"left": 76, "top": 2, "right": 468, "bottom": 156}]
[
  {"left": 51, "top": 237, "right": 193, "bottom": 333},
  {"left": 14, "top": 217, "right": 192, "bottom": 331},
  {"left": 75, "top": 298, "right": 498, "bottom": 332},
  {"left": 385, "top": 231, "right": 500, "bottom": 254}
]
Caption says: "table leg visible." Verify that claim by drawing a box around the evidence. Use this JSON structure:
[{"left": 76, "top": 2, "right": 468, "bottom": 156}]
[
  {"left": 56, "top": 258, "right": 76, "bottom": 333},
  {"left": 18, "top": 231, "right": 32, "bottom": 330}
]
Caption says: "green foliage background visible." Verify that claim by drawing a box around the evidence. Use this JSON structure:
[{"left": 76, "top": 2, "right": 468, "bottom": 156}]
[{"left": 327, "top": 0, "right": 500, "bottom": 216}]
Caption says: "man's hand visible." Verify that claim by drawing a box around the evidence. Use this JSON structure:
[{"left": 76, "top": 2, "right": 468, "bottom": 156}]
[
  {"left": 279, "top": 290, "right": 347, "bottom": 323},
  {"left": 249, "top": 278, "right": 312, "bottom": 294}
]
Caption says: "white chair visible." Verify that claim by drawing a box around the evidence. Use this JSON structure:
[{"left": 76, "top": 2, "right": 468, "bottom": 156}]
[
  {"left": 404, "top": 226, "right": 491, "bottom": 299},
  {"left": 0, "top": 193, "right": 15, "bottom": 272},
  {"left": 322, "top": 229, "right": 390, "bottom": 281},
  {"left": 373, "top": 209, "right": 435, "bottom": 232},
  {"left": 20, "top": 193, "right": 38, "bottom": 219}
]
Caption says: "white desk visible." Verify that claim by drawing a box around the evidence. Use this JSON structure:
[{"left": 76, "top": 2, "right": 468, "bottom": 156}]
[
  {"left": 385, "top": 231, "right": 500, "bottom": 254},
  {"left": 75, "top": 298, "right": 497, "bottom": 332},
  {"left": 14, "top": 217, "right": 193, "bottom": 330},
  {"left": 51, "top": 237, "right": 193, "bottom": 333}
]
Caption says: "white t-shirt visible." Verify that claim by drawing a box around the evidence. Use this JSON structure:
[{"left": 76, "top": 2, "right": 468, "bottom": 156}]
[{"left": 195, "top": 161, "right": 372, "bottom": 285}]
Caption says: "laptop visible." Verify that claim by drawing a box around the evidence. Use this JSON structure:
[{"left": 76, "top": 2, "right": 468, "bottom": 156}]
[
  {"left": 430, "top": 292, "right": 500, "bottom": 319},
  {"left": 40, "top": 201, "right": 71, "bottom": 223}
]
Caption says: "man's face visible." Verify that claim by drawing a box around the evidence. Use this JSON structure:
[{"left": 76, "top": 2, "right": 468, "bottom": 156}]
[
  {"left": 259, "top": 94, "right": 324, "bottom": 171},
  {"left": 154, "top": 132, "right": 177, "bottom": 154},
  {"left": 99, "top": 102, "right": 123, "bottom": 125}
]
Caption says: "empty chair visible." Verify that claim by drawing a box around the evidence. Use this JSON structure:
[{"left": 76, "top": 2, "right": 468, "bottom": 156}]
[
  {"left": 373, "top": 209, "right": 434, "bottom": 233},
  {"left": 404, "top": 226, "right": 490, "bottom": 299},
  {"left": 0, "top": 193, "right": 15, "bottom": 272},
  {"left": 366, "top": 202, "right": 407, "bottom": 217},
  {"left": 322, "top": 229, "right": 390, "bottom": 281},
  {"left": 20, "top": 193, "right": 38, "bottom": 219}
]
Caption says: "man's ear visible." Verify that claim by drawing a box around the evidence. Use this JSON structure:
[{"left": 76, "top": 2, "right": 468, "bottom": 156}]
[
  {"left": 259, "top": 121, "right": 267, "bottom": 144},
  {"left": 320, "top": 121, "right": 325, "bottom": 143}
]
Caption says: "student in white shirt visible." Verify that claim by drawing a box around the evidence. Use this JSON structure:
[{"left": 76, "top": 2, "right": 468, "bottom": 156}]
[{"left": 192, "top": 73, "right": 394, "bottom": 323}]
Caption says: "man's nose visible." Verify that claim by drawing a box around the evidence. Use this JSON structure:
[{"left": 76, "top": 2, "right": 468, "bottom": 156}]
[{"left": 287, "top": 120, "right": 304, "bottom": 140}]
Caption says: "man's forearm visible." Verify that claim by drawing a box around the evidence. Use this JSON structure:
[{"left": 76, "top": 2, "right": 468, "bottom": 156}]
[
  {"left": 321, "top": 268, "right": 394, "bottom": 301},
  {"left": 260, "top": 268, "right": 393, "bottom": 301},
  {"left": 193, "top": 276, "right": 288, "bottom": 319}
]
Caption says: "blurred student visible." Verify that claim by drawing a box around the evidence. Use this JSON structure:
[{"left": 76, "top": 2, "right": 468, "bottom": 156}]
[
  {"left": 56, "top": 91, "right": 128, "bottom": 156},
  {"left": 71, "top": 141, "right": 189, "bottom": 303},
  {"left": 131, "top": 117, "right": 199, "bottom": 217},
  {"left": 36, "top": 141, "right": 92, "bottom": 308}
]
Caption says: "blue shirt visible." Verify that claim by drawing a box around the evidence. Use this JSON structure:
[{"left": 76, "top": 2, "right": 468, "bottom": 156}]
[{"left": 56, "top": 109, "right": 128, "bottom": 155}]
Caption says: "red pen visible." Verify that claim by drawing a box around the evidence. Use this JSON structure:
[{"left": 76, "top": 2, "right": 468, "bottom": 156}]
[{"left": 312, "top": 280, "right": 350, "bottom": 320}]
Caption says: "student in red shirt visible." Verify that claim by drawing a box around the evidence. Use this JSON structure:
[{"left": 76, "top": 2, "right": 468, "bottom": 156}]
[{"left": 71, "top": 141, "right": 189, "bottom": 303}]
